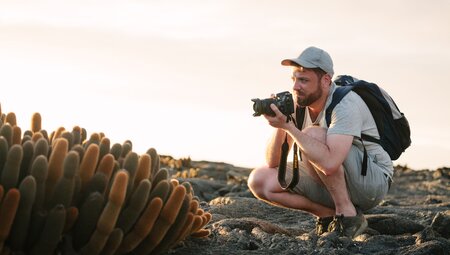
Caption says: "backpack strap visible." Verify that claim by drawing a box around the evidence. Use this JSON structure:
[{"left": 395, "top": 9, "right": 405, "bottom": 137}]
[
  {"left": 325, "top": 85, "right": 371, "bottom": 176},
  {"left": 278, "top": 106, "right": 304, "bottom": 190}
]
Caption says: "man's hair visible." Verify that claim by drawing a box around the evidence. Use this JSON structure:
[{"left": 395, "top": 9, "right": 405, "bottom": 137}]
[{"left": 310, "top": 68, "right": 327, "bottom": 80}]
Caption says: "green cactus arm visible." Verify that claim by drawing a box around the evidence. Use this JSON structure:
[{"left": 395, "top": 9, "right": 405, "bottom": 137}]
[
  {"left": 30, "top": 204, "right": 66, "bottom": 255},
  {"left": 45, "top": 138, "right": 68, "bottom": 206},
  {"left": 146, "top": 148, "right": 160, "bottom": 180},
  {"left": 72, "top": 192, "right": 105, "bottom": 250},
  {"left": 109, "top": 143, "right": 122, "bottom": 161},
  {"left": 0, "top": 185, "right": 3, "bottom": 204},
  {"left": 0, "top": 124, "right": 13, "bottom": 151},
  {"left": 115, "top": 179, "right": 151, "bottom": 234},
  {"left": 117, "top": 197, "right": 163, "bottom": 254},
  {"left": 98, "top": 137, "right": 110, "bottom": 167},
  {"left": 61, "top": 131, "right": 74, "bottom": 150},
  {"left": 80, "top": 171, "right": 128, "bottom": 255},
  {"left": 49, "top": 151, "right": 79, "bottom": 209},
  {"left": 153, "top": 195, "right": 191, "bottom": 254},
  {"left": 0, "top": 144, "right": 23, "bottom": 191},
  {"left": 99, "top": 228, "right": 123, "bottom": 255},
  {"left": 71, "top": 126, "right": 82, "bottom": 145},
  {"left": 152, "top": 168, "right": 169, "bottom": 188},
  {"left": 96, "top": 154, "right": 114, "bottom": 191},
  {"left": 33, "top": 138, "right": 49, "bottom": 162},
  {"left": 147, "top": 180, "right": 170, "bottom": 204},
  {"left": 122, "top": 151, "right": 138, "bottom": 201},
  {"left": 19, "top": 140, "right": 34, "bottom": 183},
  {"left": 79, "top": 172, "right": 107, "bottom": 206},
  {"left": 0, "top": 137, "right": 9, "bottom": 178},
  {"left": 30, "top": 155, "right": 48, "bottom": 211},
  {"left": 134, "top": 184, "right": 186, "bottom": 255},
  {"left": 9, "top": 176, "right": 37, "bottom": 250}
]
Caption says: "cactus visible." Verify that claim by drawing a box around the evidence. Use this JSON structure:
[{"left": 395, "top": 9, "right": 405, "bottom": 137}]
[
  {"left": 12, "top": 126, "right": 21, "bottom": 145},
  {"left": 5, "top": 112, "right": 16, "bottom": 127},
  {"left": 9, "top": 176, "right": 36, "bottom": 250},
  {"left": 30, "top": 155, "right": 48, "bottom": 211},
  {"left": 0, "top": 144, "right": 23, "bottom": 191},
  {"left": 134, "top": 154, "right": 151, "bottom": 190},
  {"left": 48, "top": 151, "right": 79, "bottom": 209},
  {"left": 0, "top": 137, "right": 9, "bottom": 178},
  {"left": 30, "top": 204, "right": 66, "bottom": 255},
  {"left": 79, "top": 144, "right": 99, "bottom": 192},
  {"left": 30, "top": 113, "right": 41, "bottom": 133},
  {"left": 0, "top": 188, "right": 20, "bottom": 253},
  {"left": 0, "top": 123, "right": 13, "bottom": 147},
  {"left": 80, "top": 171, "right": 128, "bottom": 255},
  {"left": 45, "top": 138, "right": 68, "bottom": 208},
  {"left": 116, "top": 179, "right": 151, "bottom": 234},
  {"left": 0, "top": 109, "right": 212, "bottom": 254}
]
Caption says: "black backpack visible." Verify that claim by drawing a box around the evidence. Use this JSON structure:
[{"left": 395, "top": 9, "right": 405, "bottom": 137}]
[
  {"left": 325, "top": 75, "right": 411, "bottom": 175},
  {"left": 278, "top": 75, "right": 411, "bottom": 190}
]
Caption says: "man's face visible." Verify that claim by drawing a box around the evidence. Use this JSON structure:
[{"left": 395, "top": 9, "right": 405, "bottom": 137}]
[{"left": 291, "top": 68, "right": 322, "bottom": 107}]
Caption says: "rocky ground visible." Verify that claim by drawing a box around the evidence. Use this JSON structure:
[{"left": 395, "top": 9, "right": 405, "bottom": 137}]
[{"left": 160, "top": 157, "right": 450, "bottom": 255}]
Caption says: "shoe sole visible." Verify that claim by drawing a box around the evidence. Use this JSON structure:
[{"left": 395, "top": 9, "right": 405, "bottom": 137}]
[{"left": 352, "top": 217, "right": 368, "bottom": 238}]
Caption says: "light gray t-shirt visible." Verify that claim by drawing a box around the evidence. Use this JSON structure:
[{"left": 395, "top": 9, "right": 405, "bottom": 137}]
[{"left": 300, "top": 82, "right": 394, "bottom": 177}]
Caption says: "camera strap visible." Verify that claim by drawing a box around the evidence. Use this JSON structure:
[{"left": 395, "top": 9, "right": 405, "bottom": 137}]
[{"left": 278, "top": 106, "right": 305, "bottom": 191}]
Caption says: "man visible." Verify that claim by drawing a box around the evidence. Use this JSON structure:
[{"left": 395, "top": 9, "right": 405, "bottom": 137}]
[{"left": 248, "top": 46, "right": 393, "bottom": 238}]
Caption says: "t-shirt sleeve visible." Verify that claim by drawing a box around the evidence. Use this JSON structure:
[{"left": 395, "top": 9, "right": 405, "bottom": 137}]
[{"left": 327, "top": 92, "right": 364, "bottom": 137}]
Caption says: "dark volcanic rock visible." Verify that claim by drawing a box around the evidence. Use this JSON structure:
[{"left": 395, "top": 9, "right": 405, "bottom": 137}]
[{"left": 166, "top": 162, "right": 450, "bottom": 255}]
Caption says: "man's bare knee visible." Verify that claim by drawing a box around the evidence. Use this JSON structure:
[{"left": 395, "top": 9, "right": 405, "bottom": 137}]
[
  {"left": 302, "top": 126, "right": 327, "bottom": 143},
  {"left": 248, "top": 166, "right": 276, "bottom": 199}
]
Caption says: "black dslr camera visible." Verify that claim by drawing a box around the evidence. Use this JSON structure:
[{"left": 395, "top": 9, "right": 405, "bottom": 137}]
[{"left": 251, "top": 91, "right": 294, "bottom": 117}]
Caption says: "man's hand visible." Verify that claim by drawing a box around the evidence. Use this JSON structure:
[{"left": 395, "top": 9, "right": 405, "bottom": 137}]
[{"left": 263, "top": 104, "right": 295, "bottom": 130}]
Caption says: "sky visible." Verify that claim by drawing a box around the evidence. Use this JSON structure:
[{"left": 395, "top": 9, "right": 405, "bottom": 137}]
[{"left": 0, "top": 0, "right": 449, "bottom": 170}]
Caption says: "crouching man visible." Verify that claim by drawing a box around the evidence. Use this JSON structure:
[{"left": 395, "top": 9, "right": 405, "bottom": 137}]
[{"left": 248, "top": 46, "right": 392, "bottom": 238}]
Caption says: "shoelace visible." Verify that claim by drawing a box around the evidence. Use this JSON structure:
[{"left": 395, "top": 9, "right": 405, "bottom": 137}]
[{"left": 329, "top": 214, "right": 345, "bottom": 233}]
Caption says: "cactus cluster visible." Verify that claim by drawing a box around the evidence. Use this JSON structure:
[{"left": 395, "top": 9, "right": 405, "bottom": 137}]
[{"left": 0, "top": 106, "right": 211, "bottom": 255}]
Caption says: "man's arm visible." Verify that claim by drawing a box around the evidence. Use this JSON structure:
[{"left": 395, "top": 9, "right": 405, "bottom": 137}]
[{"left": 267, "top": 104, "right": 353, "bottom": 176}]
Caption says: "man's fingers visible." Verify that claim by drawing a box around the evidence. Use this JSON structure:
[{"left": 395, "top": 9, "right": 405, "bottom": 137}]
[{"left": 270, "top": 104, "right": 282, "bottom": 116}]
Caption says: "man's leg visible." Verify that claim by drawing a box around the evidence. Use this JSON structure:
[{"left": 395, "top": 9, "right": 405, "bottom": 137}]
[
  {"left": 248, "top": 166, "right": 335, "bottom": 217},
  {"left": 301, "top": 126, "right": 357, "bottom": 217}
]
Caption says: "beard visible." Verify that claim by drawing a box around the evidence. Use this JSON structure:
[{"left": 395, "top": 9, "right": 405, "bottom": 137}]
[{"left": 295, "top": 84, "right": 323, "bottom": 107}]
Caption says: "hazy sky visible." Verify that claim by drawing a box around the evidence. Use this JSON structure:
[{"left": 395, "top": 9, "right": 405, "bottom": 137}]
[{"left": 0, "top": 0, "right": 449, "bottom": 170}]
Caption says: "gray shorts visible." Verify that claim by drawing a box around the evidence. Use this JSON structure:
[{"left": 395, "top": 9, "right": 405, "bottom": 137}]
[{"left": 284, "top": 145, "right": 390, "bottom": 211}]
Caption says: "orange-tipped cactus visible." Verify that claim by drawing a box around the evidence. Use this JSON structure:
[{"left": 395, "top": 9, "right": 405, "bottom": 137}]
[
  {"left": 31, "top": 112, "right": 42, "bottom": 133},
  {"left": 0, "top": 188, "right": 20, "bottom": 253},
  {"left": 79, "top": 144, "right": 99, "bottom": 192},
  {"left": 5, "top": 112, "right": 17, "bottom": 127},
  {"left": 0, "top": 144, "right": 23, "bottom": 191},
  {"left": 12, "top": 126, "right": 21, "bottom": 145},
  {"left": 80, "top": 171, "right": 128, "bottom": 255},
  {"left": 64, "top": 206, "right": 79, "bottom": 234},
  {"left": 96, "top": 154, "right": 115, "bottom": 191},
  {"left": 118, "top": 197, "right": 163, "bottom": 253},
  {"left": 45, "top": 138, "right": 68, "bottom": 208},
  {"left": 135, "top": 185, "right": 187, "bottom": 255},
  {"left": 134, "top": 154, "right": 151, "bottom": 189}
]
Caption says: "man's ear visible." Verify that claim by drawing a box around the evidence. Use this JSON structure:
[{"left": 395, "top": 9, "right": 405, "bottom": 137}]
[{"left": 321, "top": 74, "right": 332, "bottom": 87}]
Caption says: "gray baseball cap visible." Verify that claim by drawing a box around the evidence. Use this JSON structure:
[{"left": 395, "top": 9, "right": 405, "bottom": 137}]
[{"left": 281, "top": 46, "right": 334, "bottom": 76}]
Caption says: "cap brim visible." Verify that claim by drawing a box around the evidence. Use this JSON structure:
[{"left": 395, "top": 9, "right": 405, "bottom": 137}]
[{"left": 281, "top": 58, "right": 316, "bottom": 68}]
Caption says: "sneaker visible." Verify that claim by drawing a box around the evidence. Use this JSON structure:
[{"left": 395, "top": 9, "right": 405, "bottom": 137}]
[
  {"left": 315, "top": 216, "right": 334, "bottom": 235},
  {"left": 327, "top": 207, "right": 368, "bottom": 238}
]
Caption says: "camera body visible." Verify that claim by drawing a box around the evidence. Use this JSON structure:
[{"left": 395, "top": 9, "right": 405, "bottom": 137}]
[{"left": 252, "top": 91, "right": 294, "bottom": 117}]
